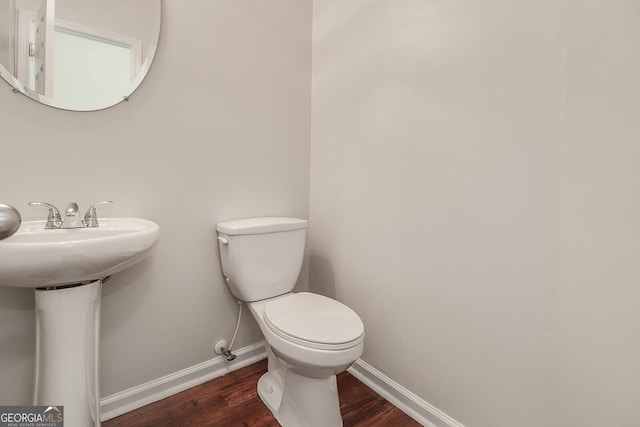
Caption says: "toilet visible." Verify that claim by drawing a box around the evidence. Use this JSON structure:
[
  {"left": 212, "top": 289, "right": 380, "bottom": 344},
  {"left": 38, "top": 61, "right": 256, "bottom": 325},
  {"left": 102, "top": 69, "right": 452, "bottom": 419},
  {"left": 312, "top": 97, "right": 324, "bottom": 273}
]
[{"left": 217, "top": 217, "right": 365, "bottom": 427}]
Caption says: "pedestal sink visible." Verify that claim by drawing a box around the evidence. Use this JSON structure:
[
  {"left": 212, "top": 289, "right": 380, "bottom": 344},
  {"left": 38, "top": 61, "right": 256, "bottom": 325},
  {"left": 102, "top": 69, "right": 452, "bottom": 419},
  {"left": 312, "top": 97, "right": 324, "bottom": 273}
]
[{"left": 0, "top": 218, "right": 159, "bottom": 427}]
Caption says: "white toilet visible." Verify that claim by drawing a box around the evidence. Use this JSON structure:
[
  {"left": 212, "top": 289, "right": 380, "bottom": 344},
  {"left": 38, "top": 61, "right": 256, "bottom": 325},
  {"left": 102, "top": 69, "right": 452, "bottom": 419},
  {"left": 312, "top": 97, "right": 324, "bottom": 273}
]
[{"left": 217, "top": 217, "right": 365, "bottom": 427}]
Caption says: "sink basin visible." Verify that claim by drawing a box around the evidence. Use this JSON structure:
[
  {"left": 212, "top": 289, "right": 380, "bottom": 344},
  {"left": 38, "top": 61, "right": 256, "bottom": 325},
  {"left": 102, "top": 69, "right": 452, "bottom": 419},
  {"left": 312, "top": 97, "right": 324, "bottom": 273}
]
[{"left": 0, "top": 218, "right": 159, "bottom": 288}]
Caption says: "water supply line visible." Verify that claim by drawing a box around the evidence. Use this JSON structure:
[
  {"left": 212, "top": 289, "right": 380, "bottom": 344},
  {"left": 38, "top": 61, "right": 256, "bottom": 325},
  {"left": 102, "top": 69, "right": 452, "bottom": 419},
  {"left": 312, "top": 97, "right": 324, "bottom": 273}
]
[{"left": 220, "top": 300, "right": 242, "bottom": 361}]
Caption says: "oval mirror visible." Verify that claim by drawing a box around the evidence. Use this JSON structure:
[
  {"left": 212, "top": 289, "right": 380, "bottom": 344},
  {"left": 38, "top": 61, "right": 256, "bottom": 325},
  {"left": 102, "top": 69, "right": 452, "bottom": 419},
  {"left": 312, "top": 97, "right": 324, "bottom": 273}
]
[{"left": 0, "top": 0, "right": 161, "bottom": 111}]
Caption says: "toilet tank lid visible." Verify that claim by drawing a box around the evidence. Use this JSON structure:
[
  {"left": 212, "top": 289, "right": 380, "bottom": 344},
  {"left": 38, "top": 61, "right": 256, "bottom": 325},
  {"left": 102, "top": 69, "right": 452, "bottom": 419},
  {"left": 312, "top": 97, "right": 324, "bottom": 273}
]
[{"left": 217, "top": 217, "right": 308, "bottom": 235}]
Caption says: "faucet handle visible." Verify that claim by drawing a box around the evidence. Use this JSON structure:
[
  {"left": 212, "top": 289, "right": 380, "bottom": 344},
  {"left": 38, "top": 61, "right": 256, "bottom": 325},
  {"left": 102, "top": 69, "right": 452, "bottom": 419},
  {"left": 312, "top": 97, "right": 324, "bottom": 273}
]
[
  {"left": 28, "top": 201, "right": 62, "bottom": 229},
  {"left": 83, "top": 201, "right": 113, "bottom": 227}
]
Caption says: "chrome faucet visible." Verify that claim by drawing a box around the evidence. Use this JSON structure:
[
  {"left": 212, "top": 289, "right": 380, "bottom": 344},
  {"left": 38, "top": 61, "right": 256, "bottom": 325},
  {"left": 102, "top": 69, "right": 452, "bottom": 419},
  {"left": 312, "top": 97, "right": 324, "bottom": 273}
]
[
  {"left": 29, "top": 201, "right": 113, "bottom": 229},
  {"left": 61, "top": 202, "right": 83, "bottom": 229}
]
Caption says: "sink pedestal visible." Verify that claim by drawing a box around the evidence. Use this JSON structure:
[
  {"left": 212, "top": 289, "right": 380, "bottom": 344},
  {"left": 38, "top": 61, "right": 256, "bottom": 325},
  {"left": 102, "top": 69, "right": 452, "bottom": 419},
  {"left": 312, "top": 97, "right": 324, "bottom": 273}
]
[
  {"left": 34, "top": 280, "right": 102, "bottom": 427},
  {"left": 0, "top": 217, "right": 159, "bottom": 426}
]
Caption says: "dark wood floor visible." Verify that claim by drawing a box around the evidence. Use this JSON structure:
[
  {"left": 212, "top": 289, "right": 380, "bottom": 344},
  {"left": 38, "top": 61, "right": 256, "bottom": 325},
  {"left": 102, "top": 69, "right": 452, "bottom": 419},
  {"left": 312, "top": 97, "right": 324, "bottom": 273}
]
[{"left": 104, "top": 359, "right": 421, "bottom": 426}]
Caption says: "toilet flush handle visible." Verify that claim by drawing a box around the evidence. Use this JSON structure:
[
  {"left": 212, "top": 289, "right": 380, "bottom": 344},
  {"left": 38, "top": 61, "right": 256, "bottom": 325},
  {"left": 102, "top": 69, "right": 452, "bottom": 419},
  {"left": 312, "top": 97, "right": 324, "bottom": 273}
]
[{"left": 217, "top": 236, "right": 229, "bottom": 245}]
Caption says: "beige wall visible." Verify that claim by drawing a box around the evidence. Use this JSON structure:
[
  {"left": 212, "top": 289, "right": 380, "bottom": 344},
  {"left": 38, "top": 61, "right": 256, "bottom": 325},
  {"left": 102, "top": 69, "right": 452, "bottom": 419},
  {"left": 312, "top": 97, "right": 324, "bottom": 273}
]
[
  {"left": 559, "top": 0, "right": 640, "bottom": 425},
  {"left": 310, "top": 1, "right": 640, "bottom": 426},
  {"left": 0, "top": 0, "right": 311, "bottom": 403}
]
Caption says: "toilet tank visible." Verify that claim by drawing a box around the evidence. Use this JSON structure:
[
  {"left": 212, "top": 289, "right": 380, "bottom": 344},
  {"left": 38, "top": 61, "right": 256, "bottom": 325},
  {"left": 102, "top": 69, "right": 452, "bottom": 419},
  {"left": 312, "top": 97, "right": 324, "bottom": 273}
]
[{"left": 217, "top": 217, "right": 308, "bottom": 302}]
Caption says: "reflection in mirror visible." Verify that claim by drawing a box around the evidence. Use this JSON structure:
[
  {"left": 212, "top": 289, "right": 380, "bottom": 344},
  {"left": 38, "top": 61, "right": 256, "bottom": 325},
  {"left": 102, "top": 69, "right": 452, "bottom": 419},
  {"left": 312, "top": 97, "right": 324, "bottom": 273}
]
[{"left": 0, "top": 0, "right": 161, "bottom": 111}]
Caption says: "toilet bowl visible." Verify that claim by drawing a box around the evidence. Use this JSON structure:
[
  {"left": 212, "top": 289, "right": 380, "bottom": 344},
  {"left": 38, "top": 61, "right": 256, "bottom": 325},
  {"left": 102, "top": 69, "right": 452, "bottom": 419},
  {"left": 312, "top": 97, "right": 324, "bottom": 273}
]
[
  {"left": 250, "top": 292, "right": 364, "bottom": 375},
  {"left": 216, "top": 217, "right": 365, "bottom": 427},
  {"left": 248, "top": 292, "right": 364, "bottom": 427}
]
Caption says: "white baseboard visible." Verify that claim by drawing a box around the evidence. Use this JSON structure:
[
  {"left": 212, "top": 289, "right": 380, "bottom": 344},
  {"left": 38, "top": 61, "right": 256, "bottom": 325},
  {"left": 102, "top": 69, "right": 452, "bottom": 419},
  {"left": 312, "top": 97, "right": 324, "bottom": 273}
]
[
  {"left": 100, "top": 341, "right": 267, "bottom": 422},
  {"left": 100, "top": 343, "right": 463, "bottom": 427},
  {"left": 347, "top": 359, "right": 465, "bottom": 427}
]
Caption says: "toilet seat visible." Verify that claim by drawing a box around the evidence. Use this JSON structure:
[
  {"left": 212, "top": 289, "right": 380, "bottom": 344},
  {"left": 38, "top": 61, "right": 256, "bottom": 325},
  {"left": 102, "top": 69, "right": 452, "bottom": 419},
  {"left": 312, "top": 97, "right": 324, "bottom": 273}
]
[{"left": 264, "top": 292, "right": 364, "bottom": 351}]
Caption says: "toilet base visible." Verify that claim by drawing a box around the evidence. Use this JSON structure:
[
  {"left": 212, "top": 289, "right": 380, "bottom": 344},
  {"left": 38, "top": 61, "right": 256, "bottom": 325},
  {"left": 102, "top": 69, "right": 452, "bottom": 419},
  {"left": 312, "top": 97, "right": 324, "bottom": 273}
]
[{"left": 257, "top": 365, "right": 343, "bottom": 427}]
